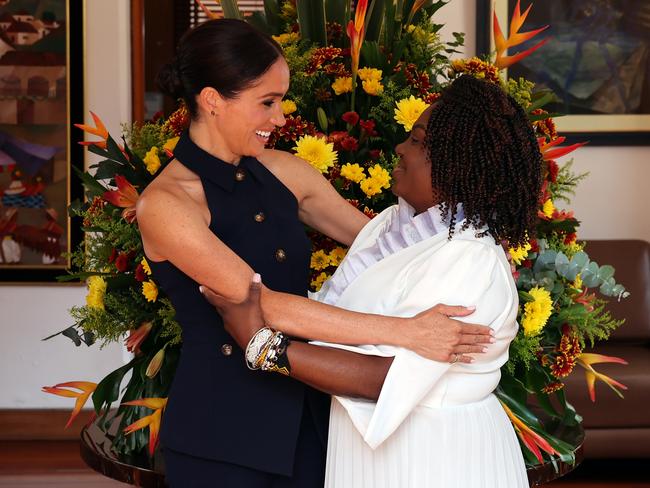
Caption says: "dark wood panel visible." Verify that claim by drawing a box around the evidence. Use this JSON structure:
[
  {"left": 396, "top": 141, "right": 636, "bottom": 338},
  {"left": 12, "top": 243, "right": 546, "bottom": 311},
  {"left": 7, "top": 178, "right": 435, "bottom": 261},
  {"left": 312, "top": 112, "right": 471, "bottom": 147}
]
[{"left": 0, "top": 410, "right": 95, "bottom": 441}]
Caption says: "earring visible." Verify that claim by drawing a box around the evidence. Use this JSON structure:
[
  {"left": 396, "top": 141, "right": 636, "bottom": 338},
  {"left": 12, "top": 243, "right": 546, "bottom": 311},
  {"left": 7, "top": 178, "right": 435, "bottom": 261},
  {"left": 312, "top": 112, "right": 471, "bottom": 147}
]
[{"left": 210, "top": 110, "right": 215, "bottom": 116}]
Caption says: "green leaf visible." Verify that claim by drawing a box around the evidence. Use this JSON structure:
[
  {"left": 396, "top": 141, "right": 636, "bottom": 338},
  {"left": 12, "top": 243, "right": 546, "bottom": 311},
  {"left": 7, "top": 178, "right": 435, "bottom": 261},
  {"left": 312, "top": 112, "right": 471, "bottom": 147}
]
[
  {"left": 365, "top": 0, "right": 385, "bottom": 42},
  {"left": 73, "top": 167, "right": 107, "bottom": 198},
  {"left": 92, "top": 359, "right": 137, "bottom": 413},
  {"left": 219, "top": 0, "right": 242, "bottom": 19},
  {"left": 326, "top": 0, "right": 350, "bottom": 33},
  {"left": 296, "top": 0, "right": 327, "bottom": 45}
]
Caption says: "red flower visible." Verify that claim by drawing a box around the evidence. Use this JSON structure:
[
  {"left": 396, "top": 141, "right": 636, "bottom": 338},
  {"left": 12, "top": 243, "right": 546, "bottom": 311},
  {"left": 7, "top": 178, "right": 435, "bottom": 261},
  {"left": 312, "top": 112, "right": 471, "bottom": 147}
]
[
  {"left": 135, "top": 263, "right": 147, "bottom": 282},
  {"left": 564, "top": 233, "right": 577, "bottom": 245},
  {"left": 363, "top": 206, "right": 378, "bottom": 219},
  {"left": 103, "top": 175, "right": 139, "bottom": 223},
  {"left": 369, "top": 149, "right": 382, "bottom": 160},
  {"left": 340, "top": 135, "right": 359, "bottom": 152},
  {"left": 342, "top": 111, "right": 360, "bottom": 126},
  {"left": 547, "top": 160, "right": 559, "bottom": 183},
  {"left": 529, "top": 239, "right": 539, "bottom": 253},
  {"left": 522, "top": 259, "right": 532, "bottom": 269},
  {"left": 115, "top": 252, "right": 132, "bottom": 272},
  {"left": 108, "top": 248, "right": 118, "bottom": 263},
  {"left": 542, "top": 382, "right": 564, "bottom": 394},
  {"left": 359, "top": 119, "right": 377, "bottom": 137},
  {"left": 550, "top": 353, "right": 576, "bottom": 379},
  {"left": 125, "top": 322, "right": 153, "bottom": 355}
]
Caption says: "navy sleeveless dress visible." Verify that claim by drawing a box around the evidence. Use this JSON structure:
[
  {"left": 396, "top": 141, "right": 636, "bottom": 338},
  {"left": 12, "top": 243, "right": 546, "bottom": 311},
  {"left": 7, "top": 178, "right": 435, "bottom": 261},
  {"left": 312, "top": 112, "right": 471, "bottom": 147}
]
[{"left": 148, "top": 132, "right": 329, "bottom": 487}]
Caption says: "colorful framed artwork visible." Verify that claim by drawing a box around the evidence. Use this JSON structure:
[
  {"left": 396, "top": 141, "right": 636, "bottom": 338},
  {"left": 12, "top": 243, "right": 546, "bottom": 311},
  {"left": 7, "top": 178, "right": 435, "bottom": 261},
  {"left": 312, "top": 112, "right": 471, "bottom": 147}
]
[
  {"left": 0, "top": 0, "right": 84, "bottom": 282},
  {"left": 476, "top": 0, "right": 650, "bottom": 145}
]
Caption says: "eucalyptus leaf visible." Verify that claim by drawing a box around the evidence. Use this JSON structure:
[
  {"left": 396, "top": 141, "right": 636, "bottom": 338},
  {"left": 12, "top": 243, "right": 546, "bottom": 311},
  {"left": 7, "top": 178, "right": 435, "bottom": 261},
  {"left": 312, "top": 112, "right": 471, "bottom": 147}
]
[
  {"left": 61, "top": 327, "right": 82, "bottom": 347},
  {"left": 596, "top": 264, "right": 615, "bottom": 281},
  {"left": 554, "top": 252, "right": 569, "bottom": 275}
]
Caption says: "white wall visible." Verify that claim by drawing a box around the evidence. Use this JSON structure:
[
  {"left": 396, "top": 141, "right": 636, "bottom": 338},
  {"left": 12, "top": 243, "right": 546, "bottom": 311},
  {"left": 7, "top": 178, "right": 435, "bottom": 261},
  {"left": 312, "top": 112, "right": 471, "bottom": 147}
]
[
  {"left": 1, "top": 0, "right": 648, "bottom": 410},
  {"left": 0, "top": 0, "right": 131, "bottom": 409}
]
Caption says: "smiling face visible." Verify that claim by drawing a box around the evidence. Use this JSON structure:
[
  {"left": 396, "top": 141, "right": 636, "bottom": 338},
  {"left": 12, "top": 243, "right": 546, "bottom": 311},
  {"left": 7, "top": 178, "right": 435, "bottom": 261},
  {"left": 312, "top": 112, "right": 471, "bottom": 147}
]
[
  {"left": 208, "top": 58, "right": 289, "bottom": 162},
  {"left": 392, "top": 105, "right": 437, "bottom": 213}
]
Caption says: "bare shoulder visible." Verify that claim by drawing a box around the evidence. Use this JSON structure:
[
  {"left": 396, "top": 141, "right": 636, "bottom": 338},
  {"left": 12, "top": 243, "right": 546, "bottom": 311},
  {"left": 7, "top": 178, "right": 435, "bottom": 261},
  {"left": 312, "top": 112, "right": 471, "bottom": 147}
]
[
  {"left": 136, "top": 160, "right": 209, "bottom": 260},
  {"left": 257, "top": 148, "right": 322, "bottom": 201}
]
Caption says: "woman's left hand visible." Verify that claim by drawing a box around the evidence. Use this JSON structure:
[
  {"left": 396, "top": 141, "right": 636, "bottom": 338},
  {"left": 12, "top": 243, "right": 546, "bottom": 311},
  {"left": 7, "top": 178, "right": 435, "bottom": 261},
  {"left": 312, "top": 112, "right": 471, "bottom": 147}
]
[{"left": 200, "top": 274, "right": 265, "bottom": 349}]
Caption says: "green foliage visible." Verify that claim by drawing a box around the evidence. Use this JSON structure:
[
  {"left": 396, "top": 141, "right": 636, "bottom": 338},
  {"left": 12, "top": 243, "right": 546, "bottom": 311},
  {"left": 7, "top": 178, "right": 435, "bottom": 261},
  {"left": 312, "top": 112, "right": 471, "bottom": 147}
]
[
  {"left": 507, "top": 77, "right": 535, "bottom": 109},
  {"left": 122, "top": 122, "right": 176, "bottom": 160}
]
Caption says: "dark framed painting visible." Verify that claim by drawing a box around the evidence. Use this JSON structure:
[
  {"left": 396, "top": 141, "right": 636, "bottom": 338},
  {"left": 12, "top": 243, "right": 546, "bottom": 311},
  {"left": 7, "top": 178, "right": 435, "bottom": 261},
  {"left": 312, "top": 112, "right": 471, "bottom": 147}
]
[
  {"left": 0, "top": 0, "right": 84, "bottom": 282},
  {"left": 477, "top": 0, "right": 650, "bottom": 145}
]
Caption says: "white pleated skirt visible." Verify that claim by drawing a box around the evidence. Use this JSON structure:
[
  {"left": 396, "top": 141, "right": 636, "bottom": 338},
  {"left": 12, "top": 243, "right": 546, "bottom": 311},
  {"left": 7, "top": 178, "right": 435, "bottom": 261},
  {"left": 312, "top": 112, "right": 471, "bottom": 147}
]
[{"left": 324, "top": 393, "right": 528, "bottom": 488}]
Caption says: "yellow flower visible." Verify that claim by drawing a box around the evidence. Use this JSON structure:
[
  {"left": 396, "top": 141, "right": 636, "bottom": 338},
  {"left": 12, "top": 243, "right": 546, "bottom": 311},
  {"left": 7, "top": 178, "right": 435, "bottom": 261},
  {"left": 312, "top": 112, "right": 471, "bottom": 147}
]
[
  {"left": 358, "top": 67, "right": 382, "bottom": 82},
  {"left": 340, "top": 163, "right": 365, "bottom": 183},
  {"left": 573, "top": 274, "right": 583, "bottom": 291},
  {"left": 567, "top": 241, "right": 582, "bottom": 254},
  {"left": 508, "top": 241, "right": 532, "bottom": 266},
  {"left": 86, "top": 276, "right": 107, "bottom": 310},
  {"left": 522, "top": 286, "right": 553, "bottom": 336},
  {"left": 332, "top": 77, "right": 353, "bottom": 95},
  {"left": 542, "top": 199, "right": 555, "bottom": 218},
  {"left": 367, "top": 164, "right": 391, "bottom": 189},
  {"left": 281, "top": 99, "right": 297, "bottom": 115},
  {"left": 310, "top": 250, "right": 330, "bottom": 270},
  {"left": 311, "top": 272, "right": 330, "bottom": 291},
  {"left": 362, "top": 79, "right": 384, "bottom": 96},
  {"left": 142, "top": 280, "right": 158, "bottom": 303},
  {"left": 328, "top": 247, "right": 347, "bottom": 267},
  {"left": 144, "top": 147, "right": 161, "bottom": 175},
  {"left": 394, "top": 96, "right": 429, "bottom": 131},
  {"left": 272, "top": 32, "right": 300, "bottom": 45},
  {"left": 406, "top": 24, "right": 435, "bottom": 45},
  {"left": 360, "top": 177, "right": 383, "bottom": 197},
  {"left": 293, "top": 135, "right": 338, "bottom": 173},
  {"left": 162, "top": 136, "right": 179, "bottom": 153},
  {"left": 141, "top": 257, "right": 152, "bottom": 276}
]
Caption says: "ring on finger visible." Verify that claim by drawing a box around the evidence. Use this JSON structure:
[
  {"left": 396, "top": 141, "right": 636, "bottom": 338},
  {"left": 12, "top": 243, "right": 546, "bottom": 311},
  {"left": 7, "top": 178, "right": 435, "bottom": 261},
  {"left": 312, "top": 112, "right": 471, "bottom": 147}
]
[{"left": 450, "top": 353, "right": 460, "bottom": 364}]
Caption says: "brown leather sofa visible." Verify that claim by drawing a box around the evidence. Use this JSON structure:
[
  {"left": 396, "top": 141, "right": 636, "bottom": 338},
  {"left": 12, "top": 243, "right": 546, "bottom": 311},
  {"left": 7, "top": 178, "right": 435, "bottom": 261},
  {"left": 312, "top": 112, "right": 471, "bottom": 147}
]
[{"left": 563, "top": 240, "right": 650, "bottom": 458}]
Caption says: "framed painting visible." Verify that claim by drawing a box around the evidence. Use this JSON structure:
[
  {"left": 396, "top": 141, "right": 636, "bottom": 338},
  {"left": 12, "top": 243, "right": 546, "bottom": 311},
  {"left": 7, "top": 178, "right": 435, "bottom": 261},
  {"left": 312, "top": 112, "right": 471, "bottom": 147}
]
[
  {"left": 476, "top": 0, "right": 650, "bottom": 145},
  {"left": 0, "top": 0, "right": 84, "bottom": 282}
]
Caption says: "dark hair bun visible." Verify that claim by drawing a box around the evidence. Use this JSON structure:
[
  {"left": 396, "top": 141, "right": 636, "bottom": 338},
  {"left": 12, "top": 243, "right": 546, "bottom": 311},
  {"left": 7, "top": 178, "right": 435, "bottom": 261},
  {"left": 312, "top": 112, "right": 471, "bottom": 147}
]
[
  {"left": 158, "top": 19, "right": 283, "bottom": 118},
  {"left": 156, "top": 61, "right": 183, "bottom": 100}
]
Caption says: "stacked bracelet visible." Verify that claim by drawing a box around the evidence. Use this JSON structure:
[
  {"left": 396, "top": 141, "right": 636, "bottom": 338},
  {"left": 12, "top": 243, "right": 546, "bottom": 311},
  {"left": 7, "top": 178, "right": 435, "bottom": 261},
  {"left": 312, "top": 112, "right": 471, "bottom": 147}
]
[{"left": 244, "top": 327, "right": 292, "bottom": 376}]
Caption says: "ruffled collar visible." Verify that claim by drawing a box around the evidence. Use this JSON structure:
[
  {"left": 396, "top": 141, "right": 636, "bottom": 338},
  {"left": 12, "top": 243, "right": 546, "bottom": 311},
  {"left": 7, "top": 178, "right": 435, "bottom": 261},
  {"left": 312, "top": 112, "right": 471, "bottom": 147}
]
[{"left": 317, "top": 198, "right": 464, "bottom": 305}]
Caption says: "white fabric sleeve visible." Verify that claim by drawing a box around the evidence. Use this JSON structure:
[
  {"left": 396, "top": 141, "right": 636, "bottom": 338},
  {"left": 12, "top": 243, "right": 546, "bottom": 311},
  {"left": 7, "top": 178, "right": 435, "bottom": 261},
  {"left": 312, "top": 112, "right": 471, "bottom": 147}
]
[{"left": 319, "top": 240, "right": 516, "bottom": 449}]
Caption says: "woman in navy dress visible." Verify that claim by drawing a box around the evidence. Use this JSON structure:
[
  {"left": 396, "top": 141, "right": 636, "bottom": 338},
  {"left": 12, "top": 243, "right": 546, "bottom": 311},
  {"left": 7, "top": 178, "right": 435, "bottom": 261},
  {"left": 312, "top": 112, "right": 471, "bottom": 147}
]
[{"left": 137, "top": 19, "right": 494, "bottom": 488}]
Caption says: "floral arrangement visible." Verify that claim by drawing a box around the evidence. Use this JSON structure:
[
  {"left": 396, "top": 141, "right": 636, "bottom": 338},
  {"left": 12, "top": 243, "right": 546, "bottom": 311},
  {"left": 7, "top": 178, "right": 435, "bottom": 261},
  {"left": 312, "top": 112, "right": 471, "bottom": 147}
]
[{"left": 44, "top": 0, "right": 629, "bottom": 468}]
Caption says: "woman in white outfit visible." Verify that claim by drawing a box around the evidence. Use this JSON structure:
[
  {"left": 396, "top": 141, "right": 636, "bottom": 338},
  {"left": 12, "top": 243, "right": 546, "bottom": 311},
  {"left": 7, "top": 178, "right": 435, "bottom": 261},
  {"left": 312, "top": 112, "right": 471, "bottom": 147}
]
[{"left": 203, "top": 74, "right": 543, "bottom": 487}]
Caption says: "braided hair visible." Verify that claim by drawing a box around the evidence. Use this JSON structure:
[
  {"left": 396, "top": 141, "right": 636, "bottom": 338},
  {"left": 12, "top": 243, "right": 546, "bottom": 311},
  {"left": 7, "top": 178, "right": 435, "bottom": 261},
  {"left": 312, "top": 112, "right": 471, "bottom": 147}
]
[{"left": 424, "top": 74, "right": 543, "bottom": 247}]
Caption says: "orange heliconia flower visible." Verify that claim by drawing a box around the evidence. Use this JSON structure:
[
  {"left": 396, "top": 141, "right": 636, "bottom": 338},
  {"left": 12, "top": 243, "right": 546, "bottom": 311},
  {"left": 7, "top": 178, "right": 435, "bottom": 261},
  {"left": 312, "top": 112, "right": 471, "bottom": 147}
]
[
  {"left": 577, "top": 353, "right": 628, "bottom": 402},
  {"left": 42, "top": 381, "right": 98, "bottom": 428},
  {"left": 123, "top": 397, "right": 168, "bottom": 456},
  {"left": 102, "top": 175, "right": 139, "bottom": 223},
  {"left": 75, "top": 112, "right": 108, "bottom": 149},
  {"left": 538, "top": 136, "right": 587, "bottom": 161},
  {"left": 346, "top": 0, "right": 369, "bottom": 77},
  {"left": 494, "top": 0, "right": 549, "bottom": 69},
  {"left": 500, "top": 400, "right": 558, "bottom": 464},
  {"left": 125, "top": 321, "right": 153, "bottom": 355}
]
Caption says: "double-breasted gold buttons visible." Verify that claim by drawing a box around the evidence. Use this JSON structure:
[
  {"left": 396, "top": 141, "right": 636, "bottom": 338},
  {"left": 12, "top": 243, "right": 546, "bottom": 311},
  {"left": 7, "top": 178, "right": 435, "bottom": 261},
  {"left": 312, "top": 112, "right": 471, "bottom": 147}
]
[
  {"left": 275, "top": 249, "right": 287, "bottom": 262},
  {"left": 221, "top": 343, "right": 233, "bottom": 356},
  {"left": 254, "top": 212, "right": 265, "bottom": 223}
]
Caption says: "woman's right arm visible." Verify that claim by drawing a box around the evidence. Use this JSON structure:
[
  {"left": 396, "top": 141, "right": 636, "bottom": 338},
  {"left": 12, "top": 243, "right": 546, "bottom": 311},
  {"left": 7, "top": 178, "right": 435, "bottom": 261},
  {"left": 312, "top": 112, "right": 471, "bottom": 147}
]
[{"left": 137, "top": 188, "right": 493, "bottom": 362}]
